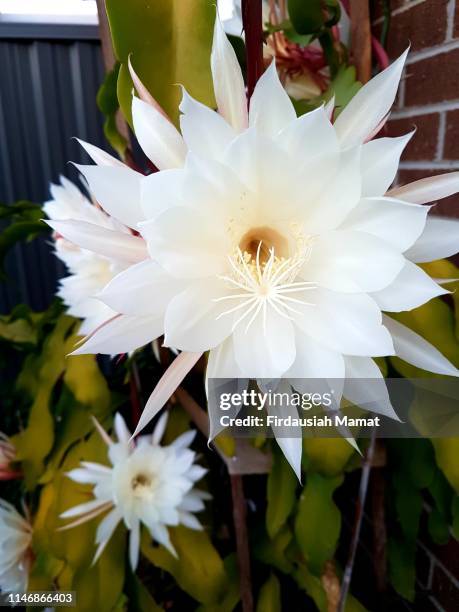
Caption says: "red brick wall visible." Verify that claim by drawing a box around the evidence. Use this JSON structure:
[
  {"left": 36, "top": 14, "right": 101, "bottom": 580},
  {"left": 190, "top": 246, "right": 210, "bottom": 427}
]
[
  {"left": 371, "top": 3, "right": 459, "bottom": 609},
  {"left": 372, "top": 0, "right": 459, "bottom": 217}
]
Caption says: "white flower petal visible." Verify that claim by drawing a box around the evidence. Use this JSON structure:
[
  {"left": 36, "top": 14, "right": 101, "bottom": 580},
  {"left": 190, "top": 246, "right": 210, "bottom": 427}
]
[
  {"left": 114, "top": 413, "right": 131, "bottom": 444},
  {"left": 132, "top": 96, "right": 187, "bottom": 169},
  {"left": 179, "top": 88, "right": 237, "bottom": 158},
  {"left": 74, "top": 164, "right": 144, "bottom": 228},
  {"left": 152, "top": 412, "right": 169, "bottom": 445},
  {"left": 95, "top": 507, "right": 122, "bottom": 547},
  {"left": 383, "top": 315, "right": 459, "bottom": 376},
  {"left": 266, "top": 381, "right": 302, "bottom": 480},
  {"left": 223, "top": 129, "right": 304, "bottom": 220},
  {"left": 404, "top": 217, "right": 459, "bottom": 263},
  {"left": 75, "top": 139, "right": 125, "bottom": 167},
  {"left": 132, "top": 352, "right": 202, "bottom": 438},
  {"left": 60, "top": 499, "right": 108, "bottom": 519},
  {"left": 66, "top": 468, "right": 98, "bottom": 484},
  {"left": 141, "top": 169, "right": 184, "bottom": 219},
  {"left": 178, "top": 512, "right": 203, "bottom": 530},
  {"left": 129, "top": 518, "right": 140, "bottom": 571},
  {"left": 334, "top": 49, "right": 408, "bottom": 147},
  {"left": 211, "top": 16, "right": 248, "bottom": 132},
  {"left": 277, "top": 105, "right": 339, "bottom": 161},
  {"left": 360, "top": 133, "right": 413, "bottom": 197},
  {"left": 140, "top": 207, "right": 228, "bottom": 278},
  {"left": 295, "top": 289, "right": 394, "bottom": 357},
  {"left": 233, "top": 306, "right": 296, "bottom": 378},
  {"left": 171, "top": 430, "right": 196, "bottom": 450},
  {"left": 71, "top": 314, "right": 162, "bottom": 356},
  {"left": 388, "top": 171, "right": 459, "bottom": 204},
  {"left": 287, "top": 330, "right": 345, "bottom": 379},
  {"left": 302, "top": 146, "right": 362, "bottom": 233},
  {"left": 343, "top": 356, "right": 400, "bottom": 420},
  {"left": 274, "top": 433, "right": 303, "bottom": 482},
  {"left": 164, "top": 279, "right": 234, "bottom": 352},
  {"left": 371, "top": 260, "right": 448, "bottom": 312},
  {"left": 46, "top": 219, "right": 147, "bottom": 264},
  {"left": 340, "top": 197, "right": 429, "bottom": 251},
  {"left": 149, "top": 523, "right": 176, "bottom": 557},
  {"left": 249, "top": 61, "right": 297, "bottom": 137},
  {"left": 99, "top": 260, "right": 183, "bottom": 317},
  {"left": 306, "top": 230, "right": 405, "bottom": 293}
]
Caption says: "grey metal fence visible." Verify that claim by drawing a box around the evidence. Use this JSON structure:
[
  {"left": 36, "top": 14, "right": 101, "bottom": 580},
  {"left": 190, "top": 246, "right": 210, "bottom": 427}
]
[{"left": 0, "top": 21, "right": 108, "bottom": 313}]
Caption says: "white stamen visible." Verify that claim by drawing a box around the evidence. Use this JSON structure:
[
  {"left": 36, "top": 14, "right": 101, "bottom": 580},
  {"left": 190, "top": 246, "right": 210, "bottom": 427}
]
[{"left": 215, "top": 240, "right": 316, "bottom": 333}]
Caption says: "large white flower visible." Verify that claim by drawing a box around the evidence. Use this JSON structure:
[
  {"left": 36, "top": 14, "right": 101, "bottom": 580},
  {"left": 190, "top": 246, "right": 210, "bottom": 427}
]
[
  {"left": 60, "top": 413, "right": 208, "bottom": 570},
  {"left": 44, "top": 157, "right": 147, "bottom": 335},
  {"left": 0, "top": 500, "right": 33, "bottom": 593},
  {"left": 50, "top": 18, "right": 459, "bottom": 473}
]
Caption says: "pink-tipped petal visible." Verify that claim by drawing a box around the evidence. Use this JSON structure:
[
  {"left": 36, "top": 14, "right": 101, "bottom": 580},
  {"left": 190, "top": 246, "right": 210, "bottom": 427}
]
[
  {"left": 387, "top": 172, "right": 459, "bottom": 204},
  {"left": 334, "top": 48, "right": 408, "bottom": 147},
  {"left": 91, "top": 416, "right": 113, "bottom": 446},
  {"left": 45, "top": 219, "right": 148, "bottom": 263},
  {"left": 132, "top": 97, "right": 187, "bottom": 170},
  {"left": 128, "top": 56, "right": 171, "bottom": 122},
  {"left": 131, "top": 351, "right": 202, "bottom": 438}
]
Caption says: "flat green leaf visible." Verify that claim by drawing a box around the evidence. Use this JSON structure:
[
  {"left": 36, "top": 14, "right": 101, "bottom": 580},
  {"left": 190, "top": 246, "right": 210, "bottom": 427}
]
[
  {"left": 388, "top": 536, "right": 416, "bottom": 602},
  {"left": 428, "top": 508, "right": 450, "bottom": 545},
  {"left": 12, "top": 315, "right": 76, "bottom": 487},
  {"left": 140, "top": 526, "right": 230, "bottom": 605},
  {"left": 0, "top": 315, "right": 37, "bottom": 345},
  {"left": 96, "top": 63, "right": 128, "bottom": 157},
  {"left": 31, "top": 432, "right": 125, "bottom": 611},
  {"left": 266, "top": 446, "right": 298, "bottom": 538},
  {"left": 288, "top": 0, "right": 324, "bottom": 34},
  {"left": 303, "top": 438, "right": 355, "bottom": 477},
  {"left": 124, "top": 574, "right": 163, "bottom": 612},
  {"left": 432, "top": 438, "right": 459, "bottom": 493},
  {"left": 253, "top": 525, "right": 294, "bottom": 575},
  {"left": 294, "top": 474, "right": 343, "bottom": 575},
  {"left": 105, "top": 0, "right": 216, "bottom": 126},
  {"left": 393, "top": 476, "right": 422, "bottom": 543},
  {"left": 451, "top": 496, "right": 459, "bottom": 540},
  {"left": 256, "top": 573, "right": 281, "bottom": 612},
  {"left": 63, "top": 339, "right": 111, "bottom": 411}
]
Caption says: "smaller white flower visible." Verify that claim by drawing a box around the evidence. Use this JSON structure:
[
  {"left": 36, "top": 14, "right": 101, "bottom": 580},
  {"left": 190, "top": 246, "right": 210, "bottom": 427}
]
[
  {"left": 60, "top": 413, "right": 209, "bottom": 570},
  {"left": 0, "top": 500, "right": 33, "bottom": 593},
  {"left": 44, "top": 175, "right": 146, "bottom": 335}
]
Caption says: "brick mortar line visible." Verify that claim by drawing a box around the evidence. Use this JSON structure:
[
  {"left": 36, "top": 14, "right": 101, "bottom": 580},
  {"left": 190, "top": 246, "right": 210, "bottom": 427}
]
[
  {"left": 406, "top": 39, "right": 459, "bottom": 64},
  {"left": 417, "top": 541, "right": 459, "bottom": 589},
  {"left": 429, "top": 595, "right": 446, "bottom": 612},
  {"left": 372, "top": 0, "right": 427, "bottom": 25},
  {"left": 400, "top": 160, "right": 459, "bottom": 169},
  {"left": 391, "top": 100, "right": 459, "bottom": 118},
  {"left": 436, "top": 111, "right": 446, "bottom": 161},
  {"left": 446, "top": 0, "right": 456, "bottom": 41}
]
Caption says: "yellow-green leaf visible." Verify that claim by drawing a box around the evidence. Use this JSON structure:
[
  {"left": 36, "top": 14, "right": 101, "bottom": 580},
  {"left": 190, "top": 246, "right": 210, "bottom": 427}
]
[
  {"left": 140, "top": 526, "right": 230, "bottom": 605},
  {"left": 12, "top": 315, "right": 76, "bottom": 487},
  {"left": 256, "top": 573, "right": 281, "bottom": 612},
  {"left": 303, "top": 438, "right": 355, "bottom": 477},
  {"left": 105, "top": 0, "right": 216, "bottom": 126},
  {"left": 266, "top": 445, "right": 297, "bottom": 538},
  {"left": 432, "top": 438, "right": 459, "bottom": 493},
  {"left": 294, "top": 474, "right": 343, "bottom": 575}
]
